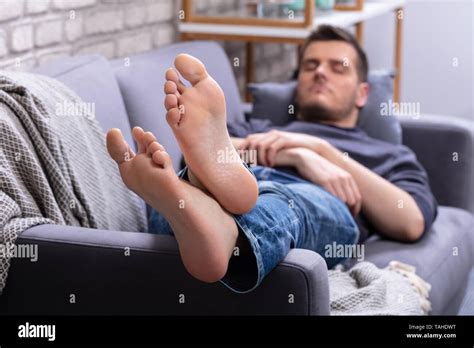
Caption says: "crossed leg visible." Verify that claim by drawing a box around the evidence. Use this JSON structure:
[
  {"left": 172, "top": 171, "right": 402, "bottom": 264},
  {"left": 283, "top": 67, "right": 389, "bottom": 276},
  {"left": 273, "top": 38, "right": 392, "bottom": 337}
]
[{"left": 105, "top": 54, "right": 259, "bottom": 283}]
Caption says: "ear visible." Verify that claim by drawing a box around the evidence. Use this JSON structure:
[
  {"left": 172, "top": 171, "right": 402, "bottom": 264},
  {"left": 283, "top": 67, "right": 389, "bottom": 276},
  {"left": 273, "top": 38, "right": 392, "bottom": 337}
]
[{"left": 355, "top": 82, "right": 369, "bottom": 108}]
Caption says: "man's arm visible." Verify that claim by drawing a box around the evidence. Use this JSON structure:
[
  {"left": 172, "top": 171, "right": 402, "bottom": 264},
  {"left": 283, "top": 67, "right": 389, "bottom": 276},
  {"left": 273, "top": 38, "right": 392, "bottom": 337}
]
[
  {"left": 233, "top": 136, "right": 362, "bottom": 216},
  {"left": 236, "top": 132, "right": 425, "bottom": 241},
  {"left": 316, "top": 142, "right": 425, "bottom": 241}
]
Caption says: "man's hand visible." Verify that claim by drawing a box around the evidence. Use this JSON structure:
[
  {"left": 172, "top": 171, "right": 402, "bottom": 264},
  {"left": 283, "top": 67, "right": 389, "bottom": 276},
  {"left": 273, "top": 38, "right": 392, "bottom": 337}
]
[
  {"left": 291, "top": 148, "right": 362, "bottom": 217},
  {"left": 234, "top": 131, "right": 426, "bottom": 241},
  {"left": 238, "top": 130, "right": 327, "bottom": 167}
]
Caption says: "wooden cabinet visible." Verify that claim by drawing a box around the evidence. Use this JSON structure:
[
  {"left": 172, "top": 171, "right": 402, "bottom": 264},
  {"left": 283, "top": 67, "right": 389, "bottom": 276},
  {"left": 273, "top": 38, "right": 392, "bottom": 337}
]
[{"left": 180, "top": 0, "right": 403, "bottom": 102}]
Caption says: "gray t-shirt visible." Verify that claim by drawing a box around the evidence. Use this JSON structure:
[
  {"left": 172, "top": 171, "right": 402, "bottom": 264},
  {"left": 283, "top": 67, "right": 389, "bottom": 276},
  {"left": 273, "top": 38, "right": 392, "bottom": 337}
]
[{"left": 228, "top": 119, "right": 438, "bottom": 241}]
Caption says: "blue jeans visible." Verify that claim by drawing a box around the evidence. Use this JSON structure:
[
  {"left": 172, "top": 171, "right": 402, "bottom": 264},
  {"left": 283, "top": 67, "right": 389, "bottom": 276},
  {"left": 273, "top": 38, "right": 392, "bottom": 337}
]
[{"left": 149, "top": 165, "right": 359, "bottom": 293}]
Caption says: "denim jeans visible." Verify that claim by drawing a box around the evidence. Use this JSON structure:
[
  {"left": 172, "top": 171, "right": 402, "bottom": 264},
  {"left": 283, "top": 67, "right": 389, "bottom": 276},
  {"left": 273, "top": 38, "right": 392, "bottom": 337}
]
[{"left": 149, "top": 165, "right": 359, "bottom": 293}]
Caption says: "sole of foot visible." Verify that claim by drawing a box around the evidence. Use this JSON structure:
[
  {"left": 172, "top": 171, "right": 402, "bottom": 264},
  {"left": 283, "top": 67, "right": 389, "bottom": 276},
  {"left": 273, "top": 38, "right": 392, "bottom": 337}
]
[{"left": 163, "top": 53, "right": 258, "bottom": 215}]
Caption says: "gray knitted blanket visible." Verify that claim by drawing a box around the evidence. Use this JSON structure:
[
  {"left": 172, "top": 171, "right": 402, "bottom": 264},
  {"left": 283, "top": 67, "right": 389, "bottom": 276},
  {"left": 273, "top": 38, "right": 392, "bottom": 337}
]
[
  {"left": 0, "top": 71, "right": 146, "bottom": 294},
  {"left": 329, "top": 260, "right": 431, "bottom": 315}
]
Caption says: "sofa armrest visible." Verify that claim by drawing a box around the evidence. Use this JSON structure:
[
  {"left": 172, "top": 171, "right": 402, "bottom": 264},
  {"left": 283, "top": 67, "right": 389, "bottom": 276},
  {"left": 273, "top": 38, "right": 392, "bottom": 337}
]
[
  {"left": 242, "top": 102, "right": 253, "bottom": 119},
  {"left": 0, "top": 224, "right": 329, "bottom": 315},
  {"left": 400, "top": 114, "right": 474, "bottom": 213},
  {"left": 241, "top": 102, "right": 253, "bottom": 114}
]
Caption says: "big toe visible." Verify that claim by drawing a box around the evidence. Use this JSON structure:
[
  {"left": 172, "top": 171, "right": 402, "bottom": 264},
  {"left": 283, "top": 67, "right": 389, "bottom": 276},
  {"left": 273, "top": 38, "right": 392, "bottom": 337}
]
[
  {"left": 106, "top": 128, "right": 134, "bottom": 164},
  {"left": 174, "top": 54, "right": 208, "bottom": 86}
]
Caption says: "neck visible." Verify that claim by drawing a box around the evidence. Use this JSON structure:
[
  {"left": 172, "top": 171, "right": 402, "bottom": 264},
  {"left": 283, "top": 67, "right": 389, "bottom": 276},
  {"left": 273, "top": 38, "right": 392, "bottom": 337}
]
[{"left": 307, "top": 108, "right": 359, "bottom": 129}]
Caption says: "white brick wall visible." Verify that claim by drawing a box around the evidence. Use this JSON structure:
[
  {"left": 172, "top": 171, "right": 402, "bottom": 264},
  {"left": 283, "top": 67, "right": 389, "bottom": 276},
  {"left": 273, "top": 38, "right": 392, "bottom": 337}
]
[
  {"left": 0, "top": 0, "right": 178, "bottom": 70},
  {"left": 85, "top": 10, "right": 124, "bottom": 35},
  {"left": 26, "top": 0, "right": 50, "bottom": 14},
  {"left": 52, "top": 0, "right": 96, "bottom": 10},
  {"left": 147, "top": 0, "right": 174, "bottom": 24},
  {"left": 35, "top": 18, "right": 63, "bottom": 47},
  {"left": 65, "top": 17, "right": 83, "bottom": 42},
  {"left": 76, "top": 40, "right": 115, "bottom": 59},
  {"left": 153, "top": 23, "right": 175, "bottom": 47},
  {"left": 117, "top": 31, "right": 152, "bottom": 57},
  {"left": 36, "top": 45, "right": 71, "bottom": 65},
  {"left": 11, "top": 23, "right": 34, "bottom": 52},
  {"left": 0, "top": 29, "right": 7, "bottom": 57},
  {"left": 125, "top": 5, "right": 147, "bottom": 29},
  {"left": 0, "top": 0, "right": 24, "bottom": 22}
]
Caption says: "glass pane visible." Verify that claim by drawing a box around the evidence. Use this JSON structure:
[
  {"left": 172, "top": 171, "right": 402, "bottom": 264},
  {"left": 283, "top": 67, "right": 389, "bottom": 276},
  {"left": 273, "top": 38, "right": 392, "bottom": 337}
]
[{"left": 193, "top": 0, "right": 308, "bottom": 21}]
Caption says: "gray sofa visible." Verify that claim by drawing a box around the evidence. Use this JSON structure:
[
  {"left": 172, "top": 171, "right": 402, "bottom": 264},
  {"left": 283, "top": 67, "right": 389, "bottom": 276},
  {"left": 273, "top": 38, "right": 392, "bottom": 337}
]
[{"left": 0, "top": 41, "right": 472, "bottom": 315}]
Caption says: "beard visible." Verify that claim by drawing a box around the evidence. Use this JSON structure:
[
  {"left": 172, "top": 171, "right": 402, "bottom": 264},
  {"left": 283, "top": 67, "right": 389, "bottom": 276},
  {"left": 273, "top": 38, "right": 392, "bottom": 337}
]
[{"left": 296, "top": 92, "right": 357, "bottom": 123}]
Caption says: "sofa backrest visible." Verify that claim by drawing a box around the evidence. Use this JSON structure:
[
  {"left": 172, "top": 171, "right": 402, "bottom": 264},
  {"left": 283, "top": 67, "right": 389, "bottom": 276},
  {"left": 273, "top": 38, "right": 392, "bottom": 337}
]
[
  {"left": 111, "top": 41, "right": 245, "bottom": 170},
  {"left": 32, "top": 55, "right": 135, "bottom": 148},
  {"left": 32, "top": 54, "right": 147, "bottom": 221}
]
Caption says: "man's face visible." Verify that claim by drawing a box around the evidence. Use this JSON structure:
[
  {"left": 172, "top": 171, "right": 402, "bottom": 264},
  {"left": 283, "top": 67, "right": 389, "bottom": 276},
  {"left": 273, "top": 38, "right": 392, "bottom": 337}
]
[{"left": 296, "top": 41, "right": 367, "bottom": 124}]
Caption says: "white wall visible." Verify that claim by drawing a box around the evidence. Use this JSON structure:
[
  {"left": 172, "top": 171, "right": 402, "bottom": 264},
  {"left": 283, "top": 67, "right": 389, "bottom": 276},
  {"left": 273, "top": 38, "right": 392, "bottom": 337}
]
[
  {"left": 0, "top": 0, "right": 177, "bottom": 70},
  {"left": 364, "top": 0, "right": 473, "bottom": 120}
]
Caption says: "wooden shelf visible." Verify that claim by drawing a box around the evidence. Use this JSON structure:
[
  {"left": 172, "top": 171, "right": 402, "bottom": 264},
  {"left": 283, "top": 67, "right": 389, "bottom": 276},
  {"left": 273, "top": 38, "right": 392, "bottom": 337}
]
[{"left": 179, "top": 0, "right": 405, "bottom": 102}]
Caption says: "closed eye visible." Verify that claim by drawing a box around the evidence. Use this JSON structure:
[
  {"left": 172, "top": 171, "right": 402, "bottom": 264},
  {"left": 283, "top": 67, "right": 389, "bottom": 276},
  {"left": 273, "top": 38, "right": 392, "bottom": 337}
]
[
  {"left": 331, "top": 61, "right": 348, "bottom": 74},
  {"left": 302, "top": 59, "right": 319, "bottom": 71}
]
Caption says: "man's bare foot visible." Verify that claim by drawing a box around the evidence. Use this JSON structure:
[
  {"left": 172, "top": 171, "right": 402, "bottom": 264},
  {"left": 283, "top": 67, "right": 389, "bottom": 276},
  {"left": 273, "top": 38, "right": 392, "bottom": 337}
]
[
  {"left": 163, "top": 54, "right": 258, "bottom": 214},
  {"left": 106, "top": 128, "right": 239, "bottom": 283},
  {"left": 131, "top": 126, "right": 211, "bottom": 194}
]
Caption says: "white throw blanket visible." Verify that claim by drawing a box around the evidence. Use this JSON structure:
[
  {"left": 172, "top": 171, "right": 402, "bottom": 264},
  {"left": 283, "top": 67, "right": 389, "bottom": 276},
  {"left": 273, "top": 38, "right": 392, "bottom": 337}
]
[{"left": 0, "top": 71, "right": 147, "bottom": 294}]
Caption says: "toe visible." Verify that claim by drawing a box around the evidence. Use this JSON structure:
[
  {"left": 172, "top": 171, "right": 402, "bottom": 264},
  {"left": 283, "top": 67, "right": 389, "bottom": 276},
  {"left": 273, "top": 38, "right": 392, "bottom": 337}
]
[
  {"left": 165, "top": 68, "right": 186, "bottom": 93},
  {"left": 164, "top": 94, "right": 178, "bottom": 111},
  {"left": 152, "top": 149, "right": 171, "bottom": 168},
  {"left": 106, "top": 128, "right": 135, "bottom": 164},
  {"left": 132, "top": 126, "right": 146, "bottom": 153},
  {"left": 147, "top": 141, "right": 165, "bottom": 156},
  {"left": 164, "top": 80, "right": 179, "bottom": 97},
  {"left": 142, "top": 131, "right": 156, "bottom": 151},
  {"left": 166, "top": 108, "right": 181, "bottom": 128},
  {"left": 174, "top": 54, "right": 208, "bottom": 86},
  {"left": 165, "top": 67, "right": 180, "bottom": 83}
]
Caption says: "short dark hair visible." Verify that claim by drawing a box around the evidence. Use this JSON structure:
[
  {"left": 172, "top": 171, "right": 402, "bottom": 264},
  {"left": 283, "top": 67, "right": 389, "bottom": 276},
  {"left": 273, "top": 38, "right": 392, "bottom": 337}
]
[{"left": 299, "top": 25, "right": 369, "bottom": 82}]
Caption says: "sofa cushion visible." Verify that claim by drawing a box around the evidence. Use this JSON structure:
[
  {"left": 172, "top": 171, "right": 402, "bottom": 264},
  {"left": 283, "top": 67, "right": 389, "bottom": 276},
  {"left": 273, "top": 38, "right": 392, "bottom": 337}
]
[
  {"left": 111, "top": 41, "right": 245, "bottom": 170},
  {"left": 32, "top": 55, "right": 134, "bottom": 148},
  {"left": 363, "top": 206, "right": 474, "bottom": 314},
  {"left": 248, "top": 70, "right": 402, "bottom": 144},
  {"left": 248, "top": 80, "right": 298, "bottom": 126}
]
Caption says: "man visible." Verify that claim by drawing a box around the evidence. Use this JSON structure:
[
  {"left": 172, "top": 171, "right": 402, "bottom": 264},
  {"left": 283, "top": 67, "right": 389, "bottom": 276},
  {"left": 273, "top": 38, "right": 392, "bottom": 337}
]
[{"left": 106, "top": 25, "right": 437, "bottom": 293}]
